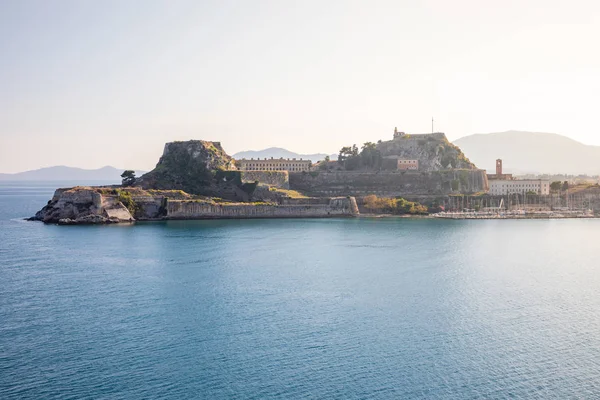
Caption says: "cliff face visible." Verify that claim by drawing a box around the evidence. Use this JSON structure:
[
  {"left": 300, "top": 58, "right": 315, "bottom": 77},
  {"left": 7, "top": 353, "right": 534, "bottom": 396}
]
[
  {"left": 377, "top": 133, "right": 477, "bottom": 171},
  {"left": 139, "top": 140, "right": 242, "bottom": 196},
  {"left": 30, "top": 187, "right": 134, "bottom": 224}
]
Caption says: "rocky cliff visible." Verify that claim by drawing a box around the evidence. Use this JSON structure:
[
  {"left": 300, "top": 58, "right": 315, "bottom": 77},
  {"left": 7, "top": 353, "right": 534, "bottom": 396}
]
[
  {"left": 377, "top": 133, "right": 476, "bottom": 171},
  {"left": 29, "top": 187, "right": 135, "bottom": 224},
  {"left": 139, "top": 140, "right": 245, "bottom": 197}
]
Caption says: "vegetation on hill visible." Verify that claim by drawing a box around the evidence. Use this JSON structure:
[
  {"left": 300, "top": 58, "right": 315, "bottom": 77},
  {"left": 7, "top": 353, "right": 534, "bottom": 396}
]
[
  {"left": 336, "top": 134, "right": 476, "bottom": 172},
  {"left": 362, "top": 194, "right": 428, "bottom": 215},
  {"left": 337, "top": 142, "right": 383, "bottom": 170}
]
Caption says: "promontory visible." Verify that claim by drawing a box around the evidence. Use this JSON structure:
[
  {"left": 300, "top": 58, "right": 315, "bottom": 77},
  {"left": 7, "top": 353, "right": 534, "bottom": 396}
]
[{"left": 30, "top": 129, "right": 488, "bottom": 224}]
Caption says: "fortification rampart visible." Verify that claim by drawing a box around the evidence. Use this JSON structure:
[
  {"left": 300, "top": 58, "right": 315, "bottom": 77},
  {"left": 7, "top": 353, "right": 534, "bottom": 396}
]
[
  {"left": 165, "top": 197, "right": 358, "bottom": 219},
  {"left": 289, "top": 170, "right": 488, "bottom": 197},
  {"left": 240, "top": 170, "right": 289, "bottom": 189}
]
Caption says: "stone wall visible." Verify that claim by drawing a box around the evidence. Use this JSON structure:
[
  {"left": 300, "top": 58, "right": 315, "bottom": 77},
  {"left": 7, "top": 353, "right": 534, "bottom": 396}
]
[
  {"left": 240, "top": 170, "right": 289, "bottom": 189},
  {"left": 165, "top": 197, "right": 359, "bottom": 219},
  {"left": 289, "top": 170, "right": 488, "bottom": 197}
]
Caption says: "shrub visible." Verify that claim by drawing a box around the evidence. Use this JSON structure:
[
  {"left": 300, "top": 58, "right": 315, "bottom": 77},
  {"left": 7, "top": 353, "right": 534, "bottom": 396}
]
[{"left": 363, "top": 194, "right": 428, "bottom": 215}]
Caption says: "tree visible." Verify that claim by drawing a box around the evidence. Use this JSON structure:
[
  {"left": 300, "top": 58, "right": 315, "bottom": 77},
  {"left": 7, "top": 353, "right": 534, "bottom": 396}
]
[
  {"left": 359, "top": 142, "right": 382, "bottom": 169},
  {"left": 562, "top": 181, "right": 569, "bottom": 191},
  {"left": 550, "top": 181, "right": 562, "bottom": 191},
  {"left": 338, "top": 146, "right": 353, "bottom": 162},
  {"left": 324, "top": 155, "right": 330, "bottom": 162},
  {"left": 121, "top": 170, "right": 136, "bottom": 187}
]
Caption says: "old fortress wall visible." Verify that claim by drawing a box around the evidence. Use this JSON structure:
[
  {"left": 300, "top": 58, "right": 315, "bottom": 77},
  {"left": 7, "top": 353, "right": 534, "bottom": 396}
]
[
  {"left": 165, "top": 197, "right": 359, "bottom": 219},
  {"left": 288, "top": 170, "right": 489, "bottom": 197},
  {"left": 240, "top": 170, "right": 289, "bottom": 189}
]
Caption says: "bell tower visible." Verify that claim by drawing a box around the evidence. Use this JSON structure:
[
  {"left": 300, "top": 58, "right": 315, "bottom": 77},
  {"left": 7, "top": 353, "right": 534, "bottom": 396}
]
[{"left": 496, "top": 159, "right": 503, "bottom": 176}]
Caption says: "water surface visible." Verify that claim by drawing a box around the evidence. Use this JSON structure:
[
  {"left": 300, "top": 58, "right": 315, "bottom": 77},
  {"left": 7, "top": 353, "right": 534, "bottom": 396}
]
[{"left": 1, "top": 182, "right": 600, "bottom": 399}]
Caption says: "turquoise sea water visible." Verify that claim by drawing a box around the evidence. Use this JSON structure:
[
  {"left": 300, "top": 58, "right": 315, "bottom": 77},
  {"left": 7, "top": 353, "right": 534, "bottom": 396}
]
[{"left": 1, "top": 182, "right": 600, "bottom": 399}]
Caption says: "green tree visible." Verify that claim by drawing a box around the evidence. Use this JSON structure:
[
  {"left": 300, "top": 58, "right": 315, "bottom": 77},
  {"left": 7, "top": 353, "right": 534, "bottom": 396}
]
[
  {"left": 338, "top": 146, "right": 353, "bottom": 162},
  {"left": 359, "top": 142, "right": 382, "bottom": 169},
  {"left": 121, "top": 170, "right": 136, "bottom": 187},
  {"left": 562, "top": 181, "right": 569, "bottom": 191},
  {"left": 550, "top": 181, "right": 562, "bottom": 191}
]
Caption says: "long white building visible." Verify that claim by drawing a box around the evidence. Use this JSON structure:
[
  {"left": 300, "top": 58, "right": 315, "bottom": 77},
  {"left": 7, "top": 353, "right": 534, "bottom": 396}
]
[{"left": 488, "top": 179, "right": 550, "bottom": 196}]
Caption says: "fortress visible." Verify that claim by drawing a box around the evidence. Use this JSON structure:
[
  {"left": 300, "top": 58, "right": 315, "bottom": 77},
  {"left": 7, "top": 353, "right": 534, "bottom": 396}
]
[
  {"left": 393, "top": 127, "right": 447, "bottom": 141},
  {"left": 133, "top": 130, "right": 489, "bottom": 200},
  {"left": 234, "top": 128, "right": 488, "bottom": 197},
  {"left": 31, "top": 130, "right": 489, "bottom": 223}
]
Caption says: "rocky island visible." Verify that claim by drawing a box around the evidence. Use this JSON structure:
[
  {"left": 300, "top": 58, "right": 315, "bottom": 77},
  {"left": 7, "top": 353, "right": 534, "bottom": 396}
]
[{"left": 31, "top": 130, "right": 488, "bottom": 224}]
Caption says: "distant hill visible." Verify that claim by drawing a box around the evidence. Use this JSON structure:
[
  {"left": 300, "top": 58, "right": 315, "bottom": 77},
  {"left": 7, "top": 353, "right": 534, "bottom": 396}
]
[
  {"left": 233, "top": 147, "right": 335, "bottom": 163},
  {"left": 0, "top": 166, "right": 146, "bottom": 182},
  {"left": 453, "top": 131, "right": 600, "bottom": 175}
]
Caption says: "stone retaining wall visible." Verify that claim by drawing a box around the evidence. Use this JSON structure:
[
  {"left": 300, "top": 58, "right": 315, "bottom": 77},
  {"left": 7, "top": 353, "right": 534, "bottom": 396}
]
[
  {"left": 166, "top": 197, "right": 358, "bottom": 219},
  {"left": 240, "top": 170, "right": 289, "bottom": 189},
  {"left": 289, "top": 170, "right": 488, "bottom": 197}
]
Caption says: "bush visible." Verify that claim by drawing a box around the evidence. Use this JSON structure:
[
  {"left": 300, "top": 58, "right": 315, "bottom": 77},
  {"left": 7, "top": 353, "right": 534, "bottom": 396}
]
[
  {"left": 363, "top": 195, "right": 428, "bottom": 215},
  {"left": 116, "top": 190, "right": 139, "bottom": 215}
]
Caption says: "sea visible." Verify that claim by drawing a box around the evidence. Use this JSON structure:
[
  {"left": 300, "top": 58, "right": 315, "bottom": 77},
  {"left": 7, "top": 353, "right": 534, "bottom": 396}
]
[{"left": 1, "top": 181, "right": 600, "bottom": 399}]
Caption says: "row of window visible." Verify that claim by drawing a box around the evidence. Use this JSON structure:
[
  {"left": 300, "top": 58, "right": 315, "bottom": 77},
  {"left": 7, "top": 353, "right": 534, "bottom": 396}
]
[
  {"left": 242, "top": 164, "right": 308, "bottom": 168},
  {"left": 493, "top": 184, "right": 548, "bottom": 188}
]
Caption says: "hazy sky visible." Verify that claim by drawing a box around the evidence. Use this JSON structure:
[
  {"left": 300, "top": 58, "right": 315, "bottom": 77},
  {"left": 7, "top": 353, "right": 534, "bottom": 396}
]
[{"left": 2, "top": 0, "right": 600, "bottom": 173}]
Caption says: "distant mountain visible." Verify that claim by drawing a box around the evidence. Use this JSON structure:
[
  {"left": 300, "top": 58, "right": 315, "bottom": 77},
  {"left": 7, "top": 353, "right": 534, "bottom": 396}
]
[
  {"left": 0, "top": 166, "right": 146, "bottom": 182},
  {"left": 233, "top": 147, "right": 335, "bottom": 163},
  {"left": 453, "top": 131, "right": 600, "bottom": 175}
]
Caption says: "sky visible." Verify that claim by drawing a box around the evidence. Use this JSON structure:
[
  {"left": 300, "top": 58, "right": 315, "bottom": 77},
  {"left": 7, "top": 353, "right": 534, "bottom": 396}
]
[{"left": 1, "top": 0, "right": 600, "bottom": 173}]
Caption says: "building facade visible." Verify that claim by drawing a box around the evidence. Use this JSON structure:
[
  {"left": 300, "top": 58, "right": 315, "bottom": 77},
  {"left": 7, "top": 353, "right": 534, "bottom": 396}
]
[
  {"left": 397, "top": 159, "right": 419, "bottom": 170},
  {"left": 488, "top": 179, "right": 550, "bottom": 196},
  {"left": 238, "top": 158, "right": 311, "bottom": 172}
]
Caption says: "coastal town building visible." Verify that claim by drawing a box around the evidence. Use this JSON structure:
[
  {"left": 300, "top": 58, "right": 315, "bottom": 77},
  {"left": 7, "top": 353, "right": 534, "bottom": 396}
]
[
  {"left": 488, "top": 179, "right": 550, "bottom": 195},
  {"left": 238, "top": 157, "right": 311, "bottom": 172},
  {"left": 487, "top": 159, "right": 549, "bottom": 195}
]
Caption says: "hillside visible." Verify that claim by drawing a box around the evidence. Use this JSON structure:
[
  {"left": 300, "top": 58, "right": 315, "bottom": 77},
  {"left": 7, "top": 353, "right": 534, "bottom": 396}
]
[
  {"left": 139, "top": 140, "right": 255, "bottom": 200},
  {"left": 377, "top": 133, "right": 477, "bottom": 171},
  {"left": 0, "top": 166, "right": 145, "bottom": 182},
  {"left": 453, "top": 131, "right": 600, "bottom": 175},
  {"left": 233, "top": 147, "right": 334, "bottom": 163}
]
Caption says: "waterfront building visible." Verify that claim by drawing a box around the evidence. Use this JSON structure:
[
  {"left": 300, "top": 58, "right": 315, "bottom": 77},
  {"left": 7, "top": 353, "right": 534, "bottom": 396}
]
[
  {"left": 238, "top": 157, "right": 311, "bottom": 172},
  {"left": 488, "top": 179, "right": 551, "bottom": 195},
  {"left": 487, "top": 159, "right": 549, "bottom": 195}
]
